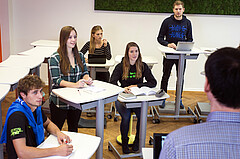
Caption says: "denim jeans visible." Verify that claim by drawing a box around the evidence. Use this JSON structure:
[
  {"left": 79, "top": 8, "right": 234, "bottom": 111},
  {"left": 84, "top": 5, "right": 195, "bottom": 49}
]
[
  {"left": 115, "top": 101, "right": 141, "bottom": 139},
  {"left": 160, "top": 57, "right": 186, "bottom": 98}
]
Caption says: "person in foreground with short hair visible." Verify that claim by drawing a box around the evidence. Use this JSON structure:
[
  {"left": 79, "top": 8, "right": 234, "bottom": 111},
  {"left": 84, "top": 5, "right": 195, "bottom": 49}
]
[
  {"left": 0, "top": 75, "right": 73, "bottom": 159},
  {"left": 110, "top": 42, "right": 157, "bottom": 154},
  {"left": 159, "top": 47, "right": 240, "bottom": 159},
  {"left": 157, "top": 0, "right": 193, "bottom": 108}
]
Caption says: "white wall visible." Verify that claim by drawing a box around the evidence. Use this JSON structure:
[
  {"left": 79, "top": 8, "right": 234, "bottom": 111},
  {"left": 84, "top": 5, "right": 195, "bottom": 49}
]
[
  {"left": 9, "top": 0, "right": 240, "bottom": 91},
  {"left": 0, "top": 0, "right": 11, "bottom": 61}
]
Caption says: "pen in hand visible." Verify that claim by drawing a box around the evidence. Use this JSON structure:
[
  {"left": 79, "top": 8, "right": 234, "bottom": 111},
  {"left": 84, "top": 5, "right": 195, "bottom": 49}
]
[{"left": 63, "top": 139, "right": 71, "bottom": 145}]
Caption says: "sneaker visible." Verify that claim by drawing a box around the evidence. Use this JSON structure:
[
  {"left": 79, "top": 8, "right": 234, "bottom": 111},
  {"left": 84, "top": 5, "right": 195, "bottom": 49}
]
[
  {"left": 180, "top": 100, "right": 184, "bottom": 109},
  {"left": 132, "top": 140, "right": 139, "bottom": 152},
  {"left": 87, "top": 112, "right": 92, "bottom": 117},
  {"left": 159, "top": 100, "right": 165, "bottom": 109}
]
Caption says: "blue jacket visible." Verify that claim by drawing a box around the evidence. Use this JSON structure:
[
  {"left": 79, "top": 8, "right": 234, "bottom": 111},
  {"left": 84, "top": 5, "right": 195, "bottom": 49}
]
[{"left": 0, "top": 97, "right": 44, "bottom": 145}]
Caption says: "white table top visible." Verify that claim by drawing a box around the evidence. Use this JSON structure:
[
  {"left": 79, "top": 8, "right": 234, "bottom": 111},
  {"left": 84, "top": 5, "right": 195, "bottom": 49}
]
[
  {"left": 158, "top": 45, "right": 204, "bottom": 54},
  {"left": 86, "top": 58, "right": 115, "bottom": 67},
  {"left": 52, "top": 80, "right": 123, "bottom": 104},
  {"left": 31, "top": 40, "right": 59, "bottom": 47},
  {"left": 0, "top": 84, "right": 10, "bottom": 101},
  {"left": 0, "top": 55, "right": 44, "bottom": 69},
  {"left": 18, "top": 46, "right": 57, "bottom": 59},
  {"left": 142, "top": 148, "right": 153, "bottom": 159},
  {"left": 0, "top": 66, "right": 30, "bottom": 85},
  {"left": 37, "top": 131, "right": 101, "bottom": 159},
  {"left": 115, "top": 55, "right": 158, "bottom": 65},
  {"left": 200, "top": 47, "right": 217, "bottom": 56}
]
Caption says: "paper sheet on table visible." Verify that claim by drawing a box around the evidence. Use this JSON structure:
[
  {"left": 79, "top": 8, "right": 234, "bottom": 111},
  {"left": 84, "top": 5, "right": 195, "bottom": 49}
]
[
  {"left": 36, "top": 131, "right": 80, "bottom": 159},
  {"left": 83, "top": 85, "right": 105, "bottom": 93}
]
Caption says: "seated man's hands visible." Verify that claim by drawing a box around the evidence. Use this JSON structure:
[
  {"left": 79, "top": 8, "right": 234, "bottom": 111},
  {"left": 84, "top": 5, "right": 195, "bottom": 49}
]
[
  {"left": 57, "top": 131, "right": 71, "bottom": 145},
  {"left": 57, "top": 144, "right": 73, "bottom": 156},
  {"left": 56, "top": 132, "right": 73, "bottom": 156}
]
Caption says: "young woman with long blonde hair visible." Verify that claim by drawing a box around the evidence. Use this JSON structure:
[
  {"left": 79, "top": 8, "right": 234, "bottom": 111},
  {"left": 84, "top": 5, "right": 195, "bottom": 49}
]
[{"left": 80, "top": 25, "right": 111, "bottom": 82}]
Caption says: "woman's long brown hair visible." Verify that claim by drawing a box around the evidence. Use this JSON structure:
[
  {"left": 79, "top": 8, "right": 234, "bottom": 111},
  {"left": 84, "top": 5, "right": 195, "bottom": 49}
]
[
  {"left": 89, "top": 25, "right": 103, "bottom": 54},
  {"left": 122, "top": 42, "right": 143, "bottom": 80},
  {"left": 58, "top": 26, "right": 84, "bottom": 75}
]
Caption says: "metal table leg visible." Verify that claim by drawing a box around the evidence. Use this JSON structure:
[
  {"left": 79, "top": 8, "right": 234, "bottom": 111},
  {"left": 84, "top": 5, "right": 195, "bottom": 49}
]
[{"left": 96, "top": 99, "right": 104, "bottom": 159}]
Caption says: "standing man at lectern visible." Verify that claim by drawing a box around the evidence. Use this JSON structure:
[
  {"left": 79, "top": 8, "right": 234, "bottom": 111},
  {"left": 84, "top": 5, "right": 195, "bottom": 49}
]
[{"left": 157, "top": 0, "right": 193, "bottom": 108}]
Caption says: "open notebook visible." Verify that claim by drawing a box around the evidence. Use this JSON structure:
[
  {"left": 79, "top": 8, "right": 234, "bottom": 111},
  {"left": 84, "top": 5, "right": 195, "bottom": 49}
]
[{"left": 130, "top": 86, "right": 156, "bottom": 96}]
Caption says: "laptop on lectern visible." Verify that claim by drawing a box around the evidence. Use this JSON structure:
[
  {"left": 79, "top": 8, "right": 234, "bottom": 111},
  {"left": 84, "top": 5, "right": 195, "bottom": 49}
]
[
  {"left": 176, "top": 41, "right": 194, "bottom": 51},
  {"left": 153, "top": 133, "right": 168, "bottom": 159}
]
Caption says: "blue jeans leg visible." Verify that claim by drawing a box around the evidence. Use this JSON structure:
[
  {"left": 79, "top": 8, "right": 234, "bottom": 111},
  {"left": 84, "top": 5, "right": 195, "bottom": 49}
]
[
  {"left": 115, "top": 101, "right": 141, "bottom": 139},
  {"left": 115, "top": 101, "right": 131, "bottom": 138}
]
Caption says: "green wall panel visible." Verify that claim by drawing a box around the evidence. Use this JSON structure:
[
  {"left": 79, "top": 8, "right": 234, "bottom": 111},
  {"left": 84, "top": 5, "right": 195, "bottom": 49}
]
[{"left": 95, "top": 0, "right": 240, "bottom": 15}]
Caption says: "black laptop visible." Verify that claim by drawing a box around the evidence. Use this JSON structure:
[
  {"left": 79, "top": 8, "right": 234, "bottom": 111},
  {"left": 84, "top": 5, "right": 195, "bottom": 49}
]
[
  {"left": 153, "top": 133, "right": 168, "bottom": 159},
  {"left": 88, "top": 54, "right": 106, "bottom": 64}
]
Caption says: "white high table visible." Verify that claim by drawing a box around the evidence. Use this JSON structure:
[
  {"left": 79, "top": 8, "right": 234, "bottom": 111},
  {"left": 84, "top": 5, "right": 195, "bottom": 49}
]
[
  {"left": 51, "top": 80, "right": 123, "bottom": 159},
  {"left": 19, "top": 46, "right": 58, "bottom": 94},
  {"left": 18, "top": 46, "right": 57, "bottom": 60},
  {"left": 108, "top": 90, "right": 169, "bottom": 158},
  {"left": 142, "top": 148, "right": 153, "bottom": 159},
  {"left": 31, "top": 40, "right": 59, "bottom": 47},
  {"left": 37, "top": 131, "right": 101, "bottom": 159},
  {"left": 0, "top": 66, "right": 30, "bottom": 91},
  {"left": 0, "top": 54, "right": 44, "bottom": 76},
  {"left": 158, "top": 45, "right": 204, "bottom": 120},
  {"left": 115, "top": 55, "right": 158, "bottom": 69},
  {"left": 87, "top": 59, "right": 115, "bottom": 79},
  {"left": 0, "top": 84, "right": 11, "bottom": 159}
]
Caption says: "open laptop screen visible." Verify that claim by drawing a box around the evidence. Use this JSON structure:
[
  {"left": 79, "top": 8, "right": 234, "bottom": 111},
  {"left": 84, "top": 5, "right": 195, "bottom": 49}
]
[
  {"left": 153, "top": 133, "right": 168, "bottom": 159},
  {"left": 176, "top": 41, "right": 194, "bottom": 51},
  {"left": 88, "top": 54, "right": 106, "bottom": 64}
]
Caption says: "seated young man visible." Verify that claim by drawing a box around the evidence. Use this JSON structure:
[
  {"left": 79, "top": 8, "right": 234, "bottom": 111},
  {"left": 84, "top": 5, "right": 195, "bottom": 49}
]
[
  {"left": 0, "top": 75, "right": 73, "bottom": 158},
  {"left": 160, "top": 47, "right": 240, "bottom": 159}
]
